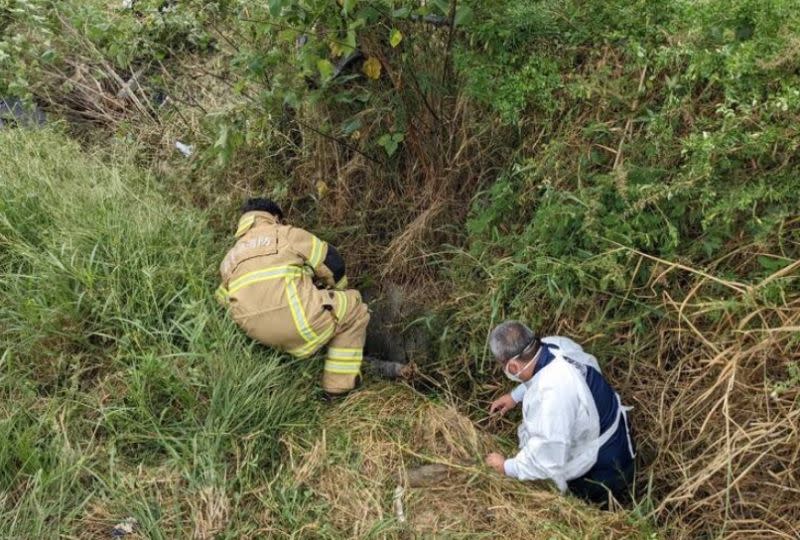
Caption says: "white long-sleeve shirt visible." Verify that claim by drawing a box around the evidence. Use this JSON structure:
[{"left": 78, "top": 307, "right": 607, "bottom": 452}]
[{"left": 503, "top": 336, "right": 603, "bottom": 492}]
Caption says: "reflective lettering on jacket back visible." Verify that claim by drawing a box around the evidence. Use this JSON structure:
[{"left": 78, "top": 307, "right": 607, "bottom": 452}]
[{"left": 220, "top": 227, "right": 279, "bottom": 280}]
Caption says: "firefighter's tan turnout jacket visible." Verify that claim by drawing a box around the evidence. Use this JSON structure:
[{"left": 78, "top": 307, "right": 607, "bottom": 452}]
[{"left": 216, "top": 211, "right": 369, "bottom": 394}]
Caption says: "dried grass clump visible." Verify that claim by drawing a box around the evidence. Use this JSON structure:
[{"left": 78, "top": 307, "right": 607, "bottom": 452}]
[
  {"left": 622, "top": 253, "right": 800, "bottom": 538},
  {"left": 283, "top": 386, "right": 642, "bottom": 539}
]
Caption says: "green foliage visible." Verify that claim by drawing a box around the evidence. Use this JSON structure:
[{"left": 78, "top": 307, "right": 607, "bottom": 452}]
[{"left": 444, "top": 0, "right": 800, "bottom": 381}]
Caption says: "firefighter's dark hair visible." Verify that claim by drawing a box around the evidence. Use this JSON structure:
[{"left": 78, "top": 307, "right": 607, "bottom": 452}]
[{"left": 241, "top": 197, "right": 284, "bottom": 221}]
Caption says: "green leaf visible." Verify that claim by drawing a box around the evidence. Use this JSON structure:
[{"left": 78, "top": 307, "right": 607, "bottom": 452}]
[
  {"left": 345, "top": 29, "right": 357, "bottom": 54},
  {"left": 268, "top": 0, "right": 286, "bottom": 16},
  {"left": 341, "top": 117, "right": 362, "bottom": 135},
  {"left": 389, "top": 28, "right": 403, "bottom": 48},
  {"left": 341, "top": 0, "right": 357, "bottom": 16},
  {"left": 454, "top": 5, "right": 473, "bottom": 26},
  {"left": 432, "top": 0, "right": 449, "bottom": 15},
  {"left": 392, "top": 7, "right": 411, "bottom": 18},
  {"left": 377, "top": 132, "right": 405, "bottom": 156},
  {"left": 317, "top": 59, "right": 334, "bottom": 81},
  {"left": 757, "top": 256, "right": 787, "bottom": 272},
  {"left": 378, "top": 134, "right": 397, "bottom": 156}
]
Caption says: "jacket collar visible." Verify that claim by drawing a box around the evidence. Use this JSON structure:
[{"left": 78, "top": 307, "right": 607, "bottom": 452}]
[
  {"left": 235, "top": 211, "right": 278, "bottom": 238},
  {"left": 531, "top": 343, "right": 558, "bottom": 377}
]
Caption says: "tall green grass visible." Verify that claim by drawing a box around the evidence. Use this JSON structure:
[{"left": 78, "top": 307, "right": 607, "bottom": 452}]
[{"left": 0, "top": 129, "right": 320, "bottom": 537}]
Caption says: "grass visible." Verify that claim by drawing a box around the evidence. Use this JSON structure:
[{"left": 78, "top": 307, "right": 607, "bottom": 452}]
[
  {"left": 3, "top": 0, "right": 800, "bottom": 537},
  {"left": 0, "top": 128, "right": 658, "bottom": 539},
  {"left": 0, "top": 128, "right": 320, "bottom": 538}
]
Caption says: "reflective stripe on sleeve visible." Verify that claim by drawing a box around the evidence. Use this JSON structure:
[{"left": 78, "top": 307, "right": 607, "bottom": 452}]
[
  {"left": 335, "top": 276, "right": 348, "bottom": 290},
  {"left": 334, "top": 290, "right": 348, "bottom": 322},
  {"left": 308, "top": 236, "right": 325, "bottom": 269},
  {"left": 235, "top": 214, "right": 256, "bottom": 238},
  {"left": 323, "top": 362, "right": 361, "bottom": 375}
]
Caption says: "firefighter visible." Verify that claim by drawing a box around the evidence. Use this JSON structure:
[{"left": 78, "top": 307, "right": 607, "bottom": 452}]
[{"left": 216, "top": 198, "right": 370, "bottom": 397}]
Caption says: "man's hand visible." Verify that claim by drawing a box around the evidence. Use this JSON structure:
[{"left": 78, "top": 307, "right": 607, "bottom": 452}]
[
  {"left": 485, "top": 452, "right": 506, "bottom": 475},
  {"left": 489, "top": 393, "right": 518, "bottom": 416}
]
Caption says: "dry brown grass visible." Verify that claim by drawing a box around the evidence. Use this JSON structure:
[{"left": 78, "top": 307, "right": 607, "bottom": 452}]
[
  {"left": 621, "top": 250, "right": 800, "bottom": 539},
  {"left": 283, "top": 386, "right": 644, "bottom": 539}
]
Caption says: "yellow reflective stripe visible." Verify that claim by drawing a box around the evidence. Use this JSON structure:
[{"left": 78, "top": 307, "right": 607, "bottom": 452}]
[
  {"left": 327, "top": 347, "right": 362, "bottom": 360},
  {"left": 334, "top": 291, "right": 348, "bottom": 321},
  {"left": 286, "top": 278, "right": 318, "bottom": 343},
  {"left": 227, "top": 266, "right": 302, "bottom": 295},
  {"left": 335, "top": 276, "right": 348, "bottom": 290},
  {"left": 308, "top": 236, "right": 325, "bottom": 269},
  {"left": 235, "top": 215, "right": 255, "bottom": 238},
  {"left": 323, "top": 361, "right": 362, "bottom": 375},
  {"left": 289, "top": 324, "right": 335, "bottom": 358},
  {"left": 215, "top": 285, "right": 228, "bottom": 303}
]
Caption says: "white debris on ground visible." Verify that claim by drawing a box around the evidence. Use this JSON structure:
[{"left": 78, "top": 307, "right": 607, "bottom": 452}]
[
  {"left": 393, "top": 485, "right": 406, "bottom": 524},
  {"left": 175, "top": 141, "right": 194, "bottom": 157},
  {"left": 111, "top": 517, "right": 138, "bottom": 537}
]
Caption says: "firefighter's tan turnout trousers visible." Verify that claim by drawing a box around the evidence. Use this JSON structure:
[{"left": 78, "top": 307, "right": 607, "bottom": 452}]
[{"left": 216, "top": 211, "right": 369, "bottom": 394}]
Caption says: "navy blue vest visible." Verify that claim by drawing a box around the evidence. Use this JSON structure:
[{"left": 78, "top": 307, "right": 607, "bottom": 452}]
[{"left": 534, "top": 343, "right": 634, "bottom": 474}]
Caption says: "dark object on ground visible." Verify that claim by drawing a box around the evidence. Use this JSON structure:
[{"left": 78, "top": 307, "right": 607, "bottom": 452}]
[
  {"left": 364, "top": 283, "right": 433, "bottom": 365},
  {"left": 366, "top": 356, "right": 416, "bottom": 379},
  {"left": 110, "top": 517, "right": 138, "bottom": 537},
  {"left": 0, "top": 98, "right": 46, "bottom": 128},
  {"left": 406, "top": 463, "right": 452, "bottom": 487}
]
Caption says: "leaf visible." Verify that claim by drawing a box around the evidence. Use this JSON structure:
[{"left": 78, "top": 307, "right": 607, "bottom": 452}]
[
  {"left": 341, "top": 117, "right": 362, "bottom": 135},
  {"left": 268, "top": 0, "right": 286, "bottom": 16},
  {"left": 432, "top": 0, "right": 449, "bottom": 15},
  {"left": 377, "top": 133, "right": 398, "bottom": 156},
  {"left": 389, "top": 28, "right": 403, "bottom": 48},
  {"left": 454, "top": 5, "right": 473, "bottom": 26},
  {"left": 362, "top": 57, "right": 382, "bottom": 80},
  {"left": 757, "top": 256, "right": 787, "bottom": 272},
  {"left": 316, "top": 180, "right": 329, "bottom": 198},
  {"left": 341, "top": 0, "right": 357, "bottom": 16},
  {"left": 377, "top": 132, "right": 405, "bottom": 157},
  {"left": 392, "top": 7, "right": 411, "bottom": 18},
  {"left": 317, "top": 59, "right": 334, "bottom": 81},
  {"left": 344, "top": 29, "right": 357, "bottom": 54}
]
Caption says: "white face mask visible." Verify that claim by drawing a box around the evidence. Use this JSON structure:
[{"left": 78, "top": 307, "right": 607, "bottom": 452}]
[{"left": 504, "top": 356, "right": 537, "bottom": 383}]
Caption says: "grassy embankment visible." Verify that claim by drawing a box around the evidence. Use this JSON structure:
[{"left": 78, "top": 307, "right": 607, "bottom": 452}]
[
  {"left": 2, "top": 0, "right": 800, "bottom": 537},
  {"left": 1, "top": 130, "right": 645, "bottom": 538}
]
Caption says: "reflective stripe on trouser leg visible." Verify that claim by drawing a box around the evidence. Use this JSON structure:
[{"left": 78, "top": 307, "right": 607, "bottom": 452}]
[
  {"left": 322, "top": 290, "right": 370, "bottom": 394},
  {"left": 324, "top": 348, "right": 363, "bottom": 374},
  {"left": 285, "top": 277, "right": 318, "bottom": 343}
]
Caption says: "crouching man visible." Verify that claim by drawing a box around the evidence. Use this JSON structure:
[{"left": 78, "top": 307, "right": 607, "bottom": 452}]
[
  {"left": 216, "top": 198, "right": 370, "bottom": 397},
  {"left": 484, "top": 321, "right": 636, "bottom": 506}
]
